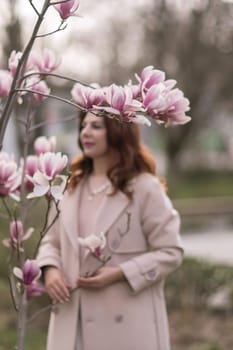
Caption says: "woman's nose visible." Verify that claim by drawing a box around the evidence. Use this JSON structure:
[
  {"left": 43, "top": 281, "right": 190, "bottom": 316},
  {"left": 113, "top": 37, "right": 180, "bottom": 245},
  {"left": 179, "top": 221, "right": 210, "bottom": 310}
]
[{"left": 81, "top": 125, "right": 91, "bottom": 136}]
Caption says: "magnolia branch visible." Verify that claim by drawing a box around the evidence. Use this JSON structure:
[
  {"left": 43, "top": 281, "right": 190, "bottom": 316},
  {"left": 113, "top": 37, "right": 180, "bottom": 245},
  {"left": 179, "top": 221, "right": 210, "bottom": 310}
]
[
  {"left": 14, "top": 88, "right": 86, "bottom": 111},
  {"left": 20, "top": 71, "right": 93, "bottom": 88},
  {"left": 28, "top": 0, "right": 40, "bottom": 16},
  {"left": 35, "top": 22, "right": 68, "bottom": 38},
  {"left": 28, "top": 113, "right": 78, "bottom": 132},
  {"left": 0, "top": 0, "right": 50, "bottom": 150}
]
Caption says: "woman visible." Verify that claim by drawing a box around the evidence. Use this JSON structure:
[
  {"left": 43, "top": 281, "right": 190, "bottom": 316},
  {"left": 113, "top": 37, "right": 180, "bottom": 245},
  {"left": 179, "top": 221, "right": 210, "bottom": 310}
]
[{"left": 37, "top": 111, "right": 183, "bottom": 350}]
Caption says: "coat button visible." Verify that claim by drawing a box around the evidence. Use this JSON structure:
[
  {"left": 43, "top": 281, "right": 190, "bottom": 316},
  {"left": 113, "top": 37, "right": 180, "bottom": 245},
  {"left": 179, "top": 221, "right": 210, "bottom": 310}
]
[
  {"left": 115, "top": 314, "right": 123, "bottom": 323},
  {"left": 111, "top": 239, "right": 120, "bottom": 250},
  {"left": 146, "top": 269, "right": 156, "bottom": 280}
]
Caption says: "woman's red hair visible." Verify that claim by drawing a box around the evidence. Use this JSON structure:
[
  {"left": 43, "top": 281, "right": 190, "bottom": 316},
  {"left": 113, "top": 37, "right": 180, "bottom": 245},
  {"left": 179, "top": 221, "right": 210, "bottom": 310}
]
[{"left": 68, "top": 112, "right": 156, "bottom": 198}]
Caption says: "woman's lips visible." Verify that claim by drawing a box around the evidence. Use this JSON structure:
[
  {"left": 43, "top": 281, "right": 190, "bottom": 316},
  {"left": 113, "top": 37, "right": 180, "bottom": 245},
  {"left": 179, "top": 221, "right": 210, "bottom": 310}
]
[{"left": 82, "top": 141, "right": 94, "bottom": 148}]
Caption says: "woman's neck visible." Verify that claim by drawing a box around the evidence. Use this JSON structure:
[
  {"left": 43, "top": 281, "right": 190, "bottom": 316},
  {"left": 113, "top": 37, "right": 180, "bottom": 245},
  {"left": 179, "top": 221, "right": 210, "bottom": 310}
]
[{"left": 92, "top": 158, "right": 109, "bottom": 177}]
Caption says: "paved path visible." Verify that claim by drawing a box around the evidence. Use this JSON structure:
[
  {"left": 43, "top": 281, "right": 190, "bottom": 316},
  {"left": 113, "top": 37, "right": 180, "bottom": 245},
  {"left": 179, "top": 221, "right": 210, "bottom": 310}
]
[{"left": 181, "top": 230, "right": 233, "bottom": 266}]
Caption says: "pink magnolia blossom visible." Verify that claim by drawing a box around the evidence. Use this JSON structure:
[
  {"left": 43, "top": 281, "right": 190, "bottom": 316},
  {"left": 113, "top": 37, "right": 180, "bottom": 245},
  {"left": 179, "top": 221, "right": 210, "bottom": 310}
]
[
  {"left": 2, "top": 220, "right": 34, "bottom": 249},
  {"left": 71, "top": 83, "right": 105, "bottom": 109},
  {"left": 95, "top": 84, "right": 142, "bottom": 119},
  {"left": 26, "top": 282, "right": 45, "bottom": 300},
  {"left": 25, "top": 77, "right": 50, "bottom": 102},
  {"left": 23, "top": 155, "right": 39, "bottom": 192},
  {"left": 143, "top": 84, "right": 191, "bottom": 126},
  {"left": 37, "top": 152, "right": 68, "bottom": 180},
  {"left": 32, "top": 49, "right": 62, "bottom": 73},
  {"left": 34, "top": 136, "right": 56, "bottom": 155},
  {"left": 0, "top": 152, "right": 21, "bottom": 197},
  {"left": 136, "top": 65, "right": 165, "bottom": 95},
  {"left": 78, "top": 232, "right": 106, "bottom": 258},
  {"left": 0, "top": 70, "right": 13, "bottom": 97},
  {"left": 13, "top": 259, "right": 41, "bottom": 285},
  {"left": 125, "top": 80, "right": 140, "bottom": 99},
  {"left": 27, "top": 152, "right": 68, "bottom": 200},
  {"left": 54, "top": 0, "right": 80, "bottom": 20},
  {"left": 8, "top": 50, "right": 22, "bottom": 76}
]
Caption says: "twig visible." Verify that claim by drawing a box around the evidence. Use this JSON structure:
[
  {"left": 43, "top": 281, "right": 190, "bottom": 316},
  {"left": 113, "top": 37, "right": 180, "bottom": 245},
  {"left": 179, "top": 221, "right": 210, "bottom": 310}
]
[
  {"left": 28, "top": 0, "right": 40, "bottom": 16},
  {"left": 33, "top": 199, "right": 60, "bottom": 258},
  {"left": 1, "top": 197, "right": 13, "bottom": 219},
  {"left": 29, "top": 113, "right": 78, "bottom": 132},
  {"left": 36, "top": 22, "right": 68, "bottom": 38},
  {"left": 8, "top": 263, "right": 19, "bottom": 311},
  {"left": 20, "top": 71, "right": 93, "bottom": 88},
  {"left": 14, "top": 88, "right": 86, "bottom": 112}
]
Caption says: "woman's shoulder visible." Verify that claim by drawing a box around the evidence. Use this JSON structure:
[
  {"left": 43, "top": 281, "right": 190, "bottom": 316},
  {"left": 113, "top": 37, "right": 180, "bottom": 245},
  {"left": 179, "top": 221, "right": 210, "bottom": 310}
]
[
  {"left": 129, "top": 173, "right": 163, "bottom": 197},
  {"left": 132, "top": 172, "right": 160, "bottom": 187}
]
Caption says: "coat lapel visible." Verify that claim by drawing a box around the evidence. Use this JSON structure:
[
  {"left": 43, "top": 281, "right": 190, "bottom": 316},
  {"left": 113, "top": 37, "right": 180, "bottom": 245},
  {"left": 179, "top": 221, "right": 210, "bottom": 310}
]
[{"left": 83, "top": 189, "right": 130, "bottom": 260}]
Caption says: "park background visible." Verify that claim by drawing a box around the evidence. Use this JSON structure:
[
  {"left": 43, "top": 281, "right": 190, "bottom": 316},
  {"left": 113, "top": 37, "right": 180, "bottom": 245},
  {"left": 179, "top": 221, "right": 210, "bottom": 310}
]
[{"left": 0, "top": 0, "right": 233, "bottom": 349}]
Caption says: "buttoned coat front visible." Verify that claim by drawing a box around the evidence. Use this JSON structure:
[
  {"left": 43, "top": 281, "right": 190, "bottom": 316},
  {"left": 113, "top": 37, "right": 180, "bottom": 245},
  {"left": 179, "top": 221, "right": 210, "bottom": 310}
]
[{"left": 37, "top": 173, "right": 183, "bottom": 350}]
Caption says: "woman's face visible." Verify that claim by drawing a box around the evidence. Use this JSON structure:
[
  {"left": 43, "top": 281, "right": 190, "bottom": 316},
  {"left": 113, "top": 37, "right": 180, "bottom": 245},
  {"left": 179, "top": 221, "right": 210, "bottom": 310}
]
[{"left": 79, "top": 112, "right": 109, "bottom": 160}]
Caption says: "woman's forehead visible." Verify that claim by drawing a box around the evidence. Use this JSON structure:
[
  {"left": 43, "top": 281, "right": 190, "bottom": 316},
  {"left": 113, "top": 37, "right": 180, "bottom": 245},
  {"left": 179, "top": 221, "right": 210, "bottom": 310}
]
[{"left": 84, "top": 112, "right": 104, "bottom": 123}]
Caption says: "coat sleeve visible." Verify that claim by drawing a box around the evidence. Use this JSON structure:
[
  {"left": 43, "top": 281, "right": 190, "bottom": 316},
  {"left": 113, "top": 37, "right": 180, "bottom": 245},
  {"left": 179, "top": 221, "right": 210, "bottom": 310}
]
[
  {"left": 119, "top": 176, "right": 184, "bottom": 294},
  {"left": 36, "top": 203, "right": 63, "bottom": 270}
]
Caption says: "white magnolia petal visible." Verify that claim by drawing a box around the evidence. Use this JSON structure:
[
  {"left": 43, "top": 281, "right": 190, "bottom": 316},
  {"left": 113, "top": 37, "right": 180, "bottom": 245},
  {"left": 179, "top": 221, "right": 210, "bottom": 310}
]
[
  {"left": 9, "top": 192, "right": 20, "bottom": 202},
  {"left": 93, "top": 105, "right": 121, "bottom": 116},
  {"left": 129, "top": 114, "right": 151, "bottom": 127},
  {"left": 27, "top": 185, "right": 50, "bottom": 199},
  {"left": 2, "top": 239, "right": 11, "bottom": 248},
  {"left": 13, "top": 267, "right": 23, "bottom": 280},
  {"left": 33, "top": 171, "right": 50, "bottom": 185},
  {"left": 50, "top": 185, "right": 64, "bottom": 200},
  {"left": 23, "top": 227, "right": 34, "bottom": 241}
]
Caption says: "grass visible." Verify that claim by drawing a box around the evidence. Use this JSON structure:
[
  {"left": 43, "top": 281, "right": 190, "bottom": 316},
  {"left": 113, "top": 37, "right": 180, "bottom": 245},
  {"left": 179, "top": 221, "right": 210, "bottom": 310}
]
[
  {"left": 167, "top": 170, "right": 233, "bottom": 199},
  {"left": 0, "top": 327, "right": 47, "bottom": 350}
]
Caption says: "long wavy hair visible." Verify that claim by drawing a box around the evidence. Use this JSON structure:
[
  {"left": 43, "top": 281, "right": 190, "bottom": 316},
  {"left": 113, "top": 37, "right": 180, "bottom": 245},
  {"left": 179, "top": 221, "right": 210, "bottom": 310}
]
[{"left": 68, "top": 112, "right": 156, "bottom": 198}]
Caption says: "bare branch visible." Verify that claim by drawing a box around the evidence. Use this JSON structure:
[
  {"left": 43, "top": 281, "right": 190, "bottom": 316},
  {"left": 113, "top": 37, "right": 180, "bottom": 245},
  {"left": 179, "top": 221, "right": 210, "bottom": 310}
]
[
  {"left": 20, "top": 71, "right": 93, "bottom": 88},
  {"left": 29, "top": 113, "right": 78, "bottom": 132},
  {"left": 14, "top": 88, "right": 87, "bottom": 111},
  {"left": 36, "top": 22, "right": 68, "bottom": 38},
  {"left": 28, "top": 0, "right": 40, "bottom": 16}
]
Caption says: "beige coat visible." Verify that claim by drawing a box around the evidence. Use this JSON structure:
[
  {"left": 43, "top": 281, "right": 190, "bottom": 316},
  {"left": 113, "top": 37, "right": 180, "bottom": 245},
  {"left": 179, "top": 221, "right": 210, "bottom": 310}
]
[{"left": 37, "top": 173, "right": 183, "bottom": 350}]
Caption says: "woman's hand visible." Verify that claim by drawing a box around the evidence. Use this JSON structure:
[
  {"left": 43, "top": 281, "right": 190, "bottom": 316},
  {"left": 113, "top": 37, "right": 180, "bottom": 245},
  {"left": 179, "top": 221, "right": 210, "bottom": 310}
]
[
  {"left": 44, "top": 266, "right": 71, "bottom": 303},
  {"left": 77, "top": 266, "right": 126, "bottom": 289}
]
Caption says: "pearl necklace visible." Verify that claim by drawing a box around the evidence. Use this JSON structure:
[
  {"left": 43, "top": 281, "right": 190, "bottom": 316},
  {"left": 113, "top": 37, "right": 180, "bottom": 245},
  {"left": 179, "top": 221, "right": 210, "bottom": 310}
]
[{"left": 87, "top": 179, "right": 110, "bottom": 201}]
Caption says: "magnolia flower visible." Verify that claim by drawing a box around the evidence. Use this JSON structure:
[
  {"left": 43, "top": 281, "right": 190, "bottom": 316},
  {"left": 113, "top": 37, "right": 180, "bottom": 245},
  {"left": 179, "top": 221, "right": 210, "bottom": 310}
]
[
  {"left": 8, "top": 50, "right": 22, "bottom": 76},
  {"left": 13, "top": 259, "right": 41, "bottom": 285},
  {"left": 34, "top": 136, "right": 56, "bottom": 155},
  {"left": 25, "top": 77, "right": 50, "bottom": 102},
  {"left": 95, "top": 84, "right": 143, "bottom": 121},
  {"left": 2, "top": 220, "right": 34, "bottom": 249},
  {"left": 26, "top": 282, "right": 45, "bottom": 300},
  {"left": 54, "top": 0, "right": 80, "bottom": 20},
  {"left": 127, "top": 114, "right": 151, "bottom": 127},
  {"left": 0, "top": 153, "right": 21, "bottom": 197},
  {"left": 23, "top": 155, "right": 39, "bottom": 192},
  {"left": 125, "top": 80, "right": 140, "bottom": 99},
  {"left": 32, "top": 49, "right": 62, "bottom": 74},
  {"left": 136, "top": 65, "right": 165, "bottom": 95},
  {"left": 143, "top": 84, "right": 191, "bottom": 126},
  {"left": 27, "top": 152, "right": 68, "bottom": 200},
  {"left": 71, "top": 83, "right": 105, "bottom": 109},
  {"left": 78, "top": 232, "right": 106, "bottom": 258},
  {"left": 0, "top": 70, "right": 13, "bottom": 98}
]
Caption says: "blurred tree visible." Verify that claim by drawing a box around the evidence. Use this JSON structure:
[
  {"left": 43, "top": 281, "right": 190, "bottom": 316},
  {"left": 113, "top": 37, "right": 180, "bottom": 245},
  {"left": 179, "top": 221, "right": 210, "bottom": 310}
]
[
  {"left": 88, "top": 0, "right": 233, "bottom": 172},
  {"left": 1, "top": 0, "right": 233, "bottom": 170},
  {"left": 2, "top": 0, "right": 22, "bottom": 63}
]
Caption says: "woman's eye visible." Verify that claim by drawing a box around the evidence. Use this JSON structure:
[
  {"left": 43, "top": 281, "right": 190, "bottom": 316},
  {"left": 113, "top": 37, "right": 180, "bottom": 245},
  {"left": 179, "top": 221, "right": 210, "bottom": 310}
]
[{"left": 93, "top": 123, "right": 103, "bottom": 129}]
